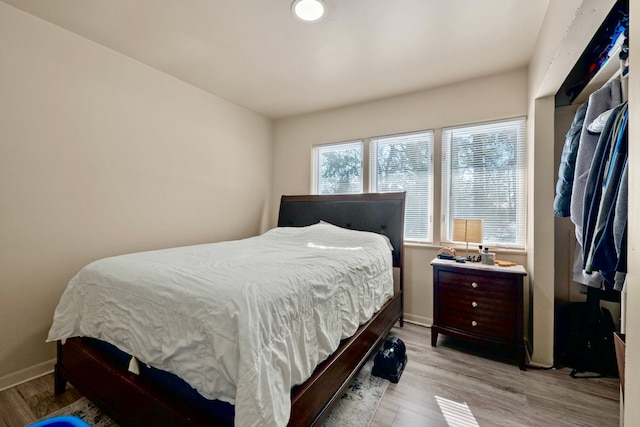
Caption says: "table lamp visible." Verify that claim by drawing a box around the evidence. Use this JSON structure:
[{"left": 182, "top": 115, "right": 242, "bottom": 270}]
[{"left": 452, "top": 218, "right": 483, "bottom": 260}]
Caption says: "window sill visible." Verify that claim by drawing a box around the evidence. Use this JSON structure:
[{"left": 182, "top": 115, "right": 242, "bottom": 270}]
[{"left": 403, "top": 240, "right": 528, "bottom": 256}]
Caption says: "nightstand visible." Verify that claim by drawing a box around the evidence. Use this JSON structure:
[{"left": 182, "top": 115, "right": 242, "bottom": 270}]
[{"left": 431, "top": 258, "right": 528, "bottom": 370}]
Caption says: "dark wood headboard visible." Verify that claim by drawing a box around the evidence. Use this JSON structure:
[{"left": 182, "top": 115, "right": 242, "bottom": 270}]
[{"left": 277, "top": 192, "right": 406, "bottom": 269}]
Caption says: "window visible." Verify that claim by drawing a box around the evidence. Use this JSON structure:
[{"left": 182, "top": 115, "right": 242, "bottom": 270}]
[
  {"left": 442, "top": 118, "right": 526, "bottom": 249},
  {"left": 310, "top": 117, "right": 527, "bottom": 249},
  {"left": 313, "top": 141, "right": 363, "bottom": 194},
  {"left": 371, "top": 131, "right": 434, "bottom": 242}
]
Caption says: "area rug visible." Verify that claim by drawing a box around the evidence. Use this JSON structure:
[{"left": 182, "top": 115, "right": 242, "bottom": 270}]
[
  {"left": 320, "top": 357, "right": 389, "bottom": 426},
  {"left": 36, "top": 398, "right": 117, "bottom": 427},
  {"left": 38, "top": 358, "right": 388, "bottom": 427}
]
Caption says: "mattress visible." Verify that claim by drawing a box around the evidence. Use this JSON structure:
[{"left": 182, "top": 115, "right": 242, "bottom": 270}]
[{"left": 47, "top": 223, "right": 394, "bottom": 427}]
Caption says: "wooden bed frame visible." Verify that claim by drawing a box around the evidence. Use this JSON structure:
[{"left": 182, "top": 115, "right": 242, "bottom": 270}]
[{"left": 54, "top": 192, "right": 406, "bottom": 426}]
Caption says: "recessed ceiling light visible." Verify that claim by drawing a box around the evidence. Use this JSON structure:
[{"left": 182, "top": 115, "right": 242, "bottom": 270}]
[{"left": 292, "top": 0, "right": 325, "bottom": 22}]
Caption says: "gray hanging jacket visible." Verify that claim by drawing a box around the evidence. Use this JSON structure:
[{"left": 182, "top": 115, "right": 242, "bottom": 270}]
[
  {"left": 570, "top": 79, "right": 622, "bottom": 227},
  {"left": 553, "top": 102, "right": 588, "bottom": 217}
]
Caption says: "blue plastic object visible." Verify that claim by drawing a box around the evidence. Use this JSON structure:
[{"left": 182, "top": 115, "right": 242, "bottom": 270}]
[{"left": 27, "top": 415, "right": 91, "bottom": 427}]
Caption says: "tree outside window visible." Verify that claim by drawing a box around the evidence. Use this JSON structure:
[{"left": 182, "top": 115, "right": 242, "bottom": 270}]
[
  {"left": 314, "top": 141, "right": 363, "bottom": 194},
  {"left": 371, "top": 132, "right": 433, "bottom": 242}
]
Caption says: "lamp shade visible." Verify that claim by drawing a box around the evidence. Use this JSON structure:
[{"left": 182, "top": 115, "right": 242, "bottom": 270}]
[{"left": 452, "top": 218, "right": 483, "bottom": 244}]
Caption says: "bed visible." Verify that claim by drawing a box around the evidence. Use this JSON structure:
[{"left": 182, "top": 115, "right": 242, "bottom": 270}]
[{"left": 49, "top": 192, "right": 405, "bottom": 426}]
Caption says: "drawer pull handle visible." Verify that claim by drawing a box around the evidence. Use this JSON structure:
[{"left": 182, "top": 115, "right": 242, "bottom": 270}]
[
  {"left": 472, "top": 301, "right": 478, "bottom": 308},
  {"left": 471, "top": 282, "right": 478, "bottom": 288},
  {"left": 471, "top": 321, "right": 478, "bottom": 327}
]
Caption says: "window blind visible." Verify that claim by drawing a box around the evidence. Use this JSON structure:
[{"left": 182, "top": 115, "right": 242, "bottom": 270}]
[
  {"left": 442, "top": 118, "right": 526, "bottom": 249},
  {"left": 371, "top": 131, "right": 434, "bottom": 242}
]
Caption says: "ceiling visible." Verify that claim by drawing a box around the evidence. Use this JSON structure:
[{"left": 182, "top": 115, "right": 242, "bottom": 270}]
[{"left": 2, "top": 0, "right": 549, "bottom": 119}]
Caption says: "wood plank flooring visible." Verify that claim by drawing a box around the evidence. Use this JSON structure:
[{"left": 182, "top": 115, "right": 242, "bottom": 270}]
[
  {"left": 0, "top": 323, "right": 620, "bottom": 426},
  {"left": 371, "top": 323, "right": 620, "bottom": 427},
  {"left": 0, "top": 373, "right": 82, "bottom": 427}
]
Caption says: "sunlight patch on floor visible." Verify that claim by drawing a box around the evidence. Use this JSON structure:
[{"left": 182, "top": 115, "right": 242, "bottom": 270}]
[{"left": 435, "top": 395, "right": 480, "bottom": 427}]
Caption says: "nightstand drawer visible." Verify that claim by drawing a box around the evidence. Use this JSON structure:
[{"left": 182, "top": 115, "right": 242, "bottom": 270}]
[
  {"left": 438, "top": 307, "right": 516, "bottom": 340},
  {"left": 437, "top": 290, "right": 516, "bottom": 319},
  {"left": 437, "top": 270, "right": 516, "bottom": 300}
]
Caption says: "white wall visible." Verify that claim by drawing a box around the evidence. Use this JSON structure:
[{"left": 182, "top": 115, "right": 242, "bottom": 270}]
[
  {"left": 624, "top": 0, "right": 639, "bottom": 421},
  {"left": 0, "top": 3, "right": 273, "bottom": 387},
  {"left": 272, "top": 69, "right": 529, "bottom": 326}
]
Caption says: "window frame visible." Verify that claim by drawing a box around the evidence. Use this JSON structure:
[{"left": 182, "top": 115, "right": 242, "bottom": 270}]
[
  {"left": 441, "top": 117, "right": 527, "bottom": 250},
  {"left": 311, "top": 140, "right": 364, "bottom": 195},
  {"left": 309, "top": 117, "right": 527, "bottom": 250}
]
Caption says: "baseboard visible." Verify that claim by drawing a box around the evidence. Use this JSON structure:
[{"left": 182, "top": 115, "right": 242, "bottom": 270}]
[
  {"left": 403, "top": 313, "right": 432, "bottom": 327},
  {"left": 0, "top": 358, "right": 56, "bottom": 392}
]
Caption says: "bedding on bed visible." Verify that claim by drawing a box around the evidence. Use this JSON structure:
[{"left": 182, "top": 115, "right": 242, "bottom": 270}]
[{"left": 47, "top": 223, "right": 394, "bottom": 427}]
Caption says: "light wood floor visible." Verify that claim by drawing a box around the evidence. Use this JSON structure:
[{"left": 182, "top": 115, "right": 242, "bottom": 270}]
[
  {"left": 0, "top": 323, "right": 620, "bottom": 427},
  {"left": 371, "top": 323, "right": 620, "bottom": 427}
]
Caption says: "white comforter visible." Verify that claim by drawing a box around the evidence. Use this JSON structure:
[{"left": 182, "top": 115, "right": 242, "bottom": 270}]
[{"left": 47, "top": 223, "right": 394, "bottom": 427}]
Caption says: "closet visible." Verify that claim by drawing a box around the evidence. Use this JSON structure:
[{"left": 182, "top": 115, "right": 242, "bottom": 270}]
[{"left": 552, "top": 0, "right": 628, "bottom": 391}]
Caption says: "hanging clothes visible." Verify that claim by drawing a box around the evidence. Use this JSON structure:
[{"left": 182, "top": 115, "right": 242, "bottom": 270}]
[
  {"left": 611, "top": 162, "right": 628, "bottom": 291},
  {"left": 570, "top": 79, "right": 622, "bottom": 230},
  {"left": 570, "top": 98, "right": 627, "bottom": 298},
  {"left": 554, "top": 102, "right": 588, "bottom": 217},
  {"left": 582, "top": 102, "right": 628, "bottom": 276},
  {"left": 565, "top": 79, "right": 622, "bottom": 291},
  {"left": 585, "top": 106, "right": 628, "bottom": 284}
]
